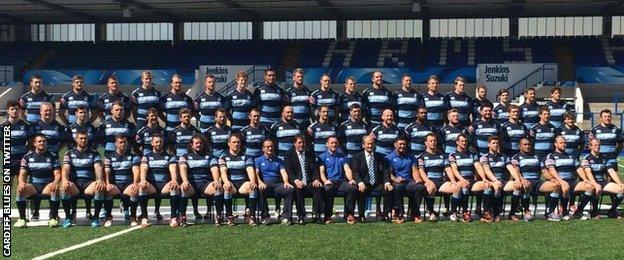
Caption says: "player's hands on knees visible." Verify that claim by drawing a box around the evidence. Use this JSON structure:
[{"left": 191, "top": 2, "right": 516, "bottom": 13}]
[
  {"left": 129, "top": 184, "right": 138, "bottom": 193},
  {"left": 169, "top": 180, "right": 179, "bottom": 191},
  {"left": 181, "top": 181, "right": 190, "bottom": 191},
  {"left": 312, "top": 180, "right": 322, "bottom": 188},
  {"left": 60, "top": 180, "right": 69, "bottom": 192},
  {"left": 560, "top": 181, "right": 570, "bottom": 193},
  {"left": 139, "top": 180, "right": 148, "bottom": 190},
  {"left": 283, "top": 183, "right": 293, "bottom": 189},
  {"left": 458, "top": 179, "right": 469, "bottom": 188},
  {"left": 294, "top": 179, "right": 304, "bottom": 189},
  {"left": 521, "top": 179, "right": 530, "bottom": 189},
  {"left": 514, "top": 181, "right": 523, "bottom": 190},
  {"left": 17, "top": 182, "right": 26, "bottom": 193},
  {"left": 224, "top": 181, "right": 233, "bottom": 191},
  {"left": 258, "top": 181, "right": 267, "bottom": 190},
  {"left": 95, "top": 180, "right": 105, "bottom": 191},
  {"left": 384, "top": 182, "right": 393, "bottom": 191}
]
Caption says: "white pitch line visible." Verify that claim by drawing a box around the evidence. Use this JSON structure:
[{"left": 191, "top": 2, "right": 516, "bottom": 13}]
[
  {"left": 33, "top": 226, "right": 142, "bottom": 260},
  {"left": 0, "top": 87, "right": 13, "bottom": 99},
  {"left": 618, "top": 164, "right": 624, "bottom": 169}
]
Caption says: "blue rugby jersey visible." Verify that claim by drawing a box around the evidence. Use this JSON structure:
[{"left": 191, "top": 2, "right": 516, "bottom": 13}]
[
  {"left": 370, "top": 123, "right": 401, "bottom": 155},
  {"left": 19, "top": 90, "right": 55, "bottom": 123},
  {"left": 308, "top": 121, "right": 337, "bottom": 156},
  {"left": 21, "top": 150, "right": 60, "bottom": 184},
  {"left": 394, "top": 88, "right": 421, "bottom": 130},
  {"left": 469, "top": 119, "right": 501, "bottom": 155},
  {"left": 404, "top": 121, "right": 434, "bottom": 155},
  {"left": 194, "top": 91, "right": 226, "bottom": 132},
  {"left": 32, "top": 119, "right": 66, "bottom": 152},
  {"left": 161, "top": 91, "right": 193, "bottom": 132},
  {"left": 240, "top": 124, "right": 269, "bottom": 158},
  {"left": 97, "top": 91, "right": 131, "bottom": 120},
  {"left": 131, "top": 86, "right": 161, "bottom": 128},
  {"left": 179, "top": 152, "right": 217, "bottom": 183},
  {"left": 318, "top": 151, "right": 348, "bottom": 181},
  {"left": 254, "top": 155, "right": 285, "bottom": 183},
  {"left": 589, "top": 124, "right": 623, "bottom": 160},
  {"left": 270, "top": 120, "right": 301, "bottom": 159},
  {"left": 479, "top": 152, "right": 511, "bottom": 181},
  {"left": 510, "top": 152, "right": 543, "bottom": 180},
  {"left": 362, "top": 86, "right": 393, "bottom": 126},
  {"left": 581, "top": 153, "right": 616, "bottom": 183},
  {"left": 135, "top": 124, "right": 167, "bottom": 156},
  {"left": 2, "top": 119, "right": 32, "bottom": 165},
  {"left": 254, "top": 83, "right": 285, "bottom": 126},
  {"left": 545, "top": 100, "right": 571, "bottom": 129},
  {"left": 142, "top": 151, "right": 177, "bottom": 183},
  {"left": 500, "top": 121, "right": 528, "bottom": 156},
  {"left": 284, "top": 85, "right": 312, "bottom": 128},
  {"left": 169, "top": 125, "right": 199, "bottom": 157},
  {"left": 98, "top": 118, "right": 135, "bottom": 154},
  {"left": 219, "top": 151, "right": 253, "bottom": 182},
  {"left": 445, "top": 91, "right": 472, "bottom": 127},
  {"left": 470, "top": 98, "right": 492, "bottom": 123},
  {"left": 544, "top": 151, "right": 580, "bottom": 180},
  {"left": 417, "top": 151, "right": 446, "bottom": 180},
  {"left": 205, "top": 124, "right": 233, "bottom": 158},
  {"left": 59, "top": 90, "right": 97, "bottom": 123},
  {"left": 105, "top": 151, "right": 140, "bottom": 185},
  {"left": 447, "top": 150, "right": 478, "bottom": 179},
  {"left": 225, "top": 88, "right": 254, "bottom": 131},
  {"left": 520, "top": 101, "right": 539, "bottom": 129},
  {"left": 493, "top": 103, "right": 510, "bottom": 125},
  {"left": 422, "top": 92, "right": 446, "bottom": 128},
  {"left": 528, "top": 122, "right": 557, "bottom": 159},
  {"left": 338, "top": 119, "right": 369, "bottom": 158},
  {"left": 385, "top": 150, "right": 417, "bottom": 181},
  {"left": 338, "top": 91, "right": 363, "bottom": 122},
  {"left": 62, "top": 148, "right": 101, "bottom": 182},
  {"left": 67, "top": 121, "right": 98, "bottom": 149},
  {"left": 311, "top": 87, "right": 340, "bottom": 123},
  {"left": 558, "top": 125, "right": 584, "bottom": 158},
  {"left": 439, "top": 124, "right": 467, "bottom": 155}
]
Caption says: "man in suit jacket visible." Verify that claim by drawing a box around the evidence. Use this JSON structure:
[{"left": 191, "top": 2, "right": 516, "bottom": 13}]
[
  {"left": 284, "top": 134, "right": 323, "bottom": 224},
  {"left": 349, "top": 136, "right": 393, "bottom": 222}
]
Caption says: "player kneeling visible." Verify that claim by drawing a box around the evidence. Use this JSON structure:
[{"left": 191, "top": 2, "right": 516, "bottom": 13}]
[
  {"left": 138, "top": 133, "right": 181, "bottom": 227},
  {"left": 14, "top": 134, "right": 62, "bottom": 228},
  {"left": 59, "top": 130, "right": 106, "bottom": 228}
]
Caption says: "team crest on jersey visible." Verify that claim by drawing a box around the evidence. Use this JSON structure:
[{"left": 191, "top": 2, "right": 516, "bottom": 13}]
[
  {"left": 29, "top": 158, "right": 34, "bottom": 162},
  {"left": 167, "top": 98, "right": 172, "bottom": 101},
  {"left": 477, "top": 125, "right": 482, "bottom": 128},
  {"left": 347, "top": 125, "right": 352, "bottom": 129},
  {"left": 537, "top": 129, "right": 542, "bottom": 133},
  {"left": 596, "top": 130, "right": 601, "bottom": 133},
  {"left": 176, "top": 132, "right": 182, "bottom": 136},
  {"left": 279, "top": 126, "right": 284, "bottom": 130},
  {"left": 68, "top": 96, "right": 74, "bottom": 100},
  {"left": 106, "top": 124, "right": 111, "bottom": 127},
  {"left": 104, "top": 99, "right": 109, "bottom": 103},
  {"left": 261, "top": 90, "right": 266, "bottom": 93},
  {"left": 247, "top": 131, "right": 252, "bottom": 135},
  {"left": 139, "top": 93, "right": 144, "bottom": 96},
  {"left": 27, "top": 98, "right": 33, "bottom": 101},
  {"left": 212, "top": 131, "right": 217, "bottom": 135}
]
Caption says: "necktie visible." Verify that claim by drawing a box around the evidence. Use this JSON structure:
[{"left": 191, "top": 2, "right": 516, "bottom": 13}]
[
  {"left": 367, "top": 154, "right": 376, "bottom": 186},
  {"left": 299, "top": 152, "right": 308, "bottom": 183}
]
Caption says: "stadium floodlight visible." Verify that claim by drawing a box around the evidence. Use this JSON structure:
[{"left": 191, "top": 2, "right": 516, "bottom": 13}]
[{"left": 123, "top": 7, "right": 133, "bottom": 18}]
